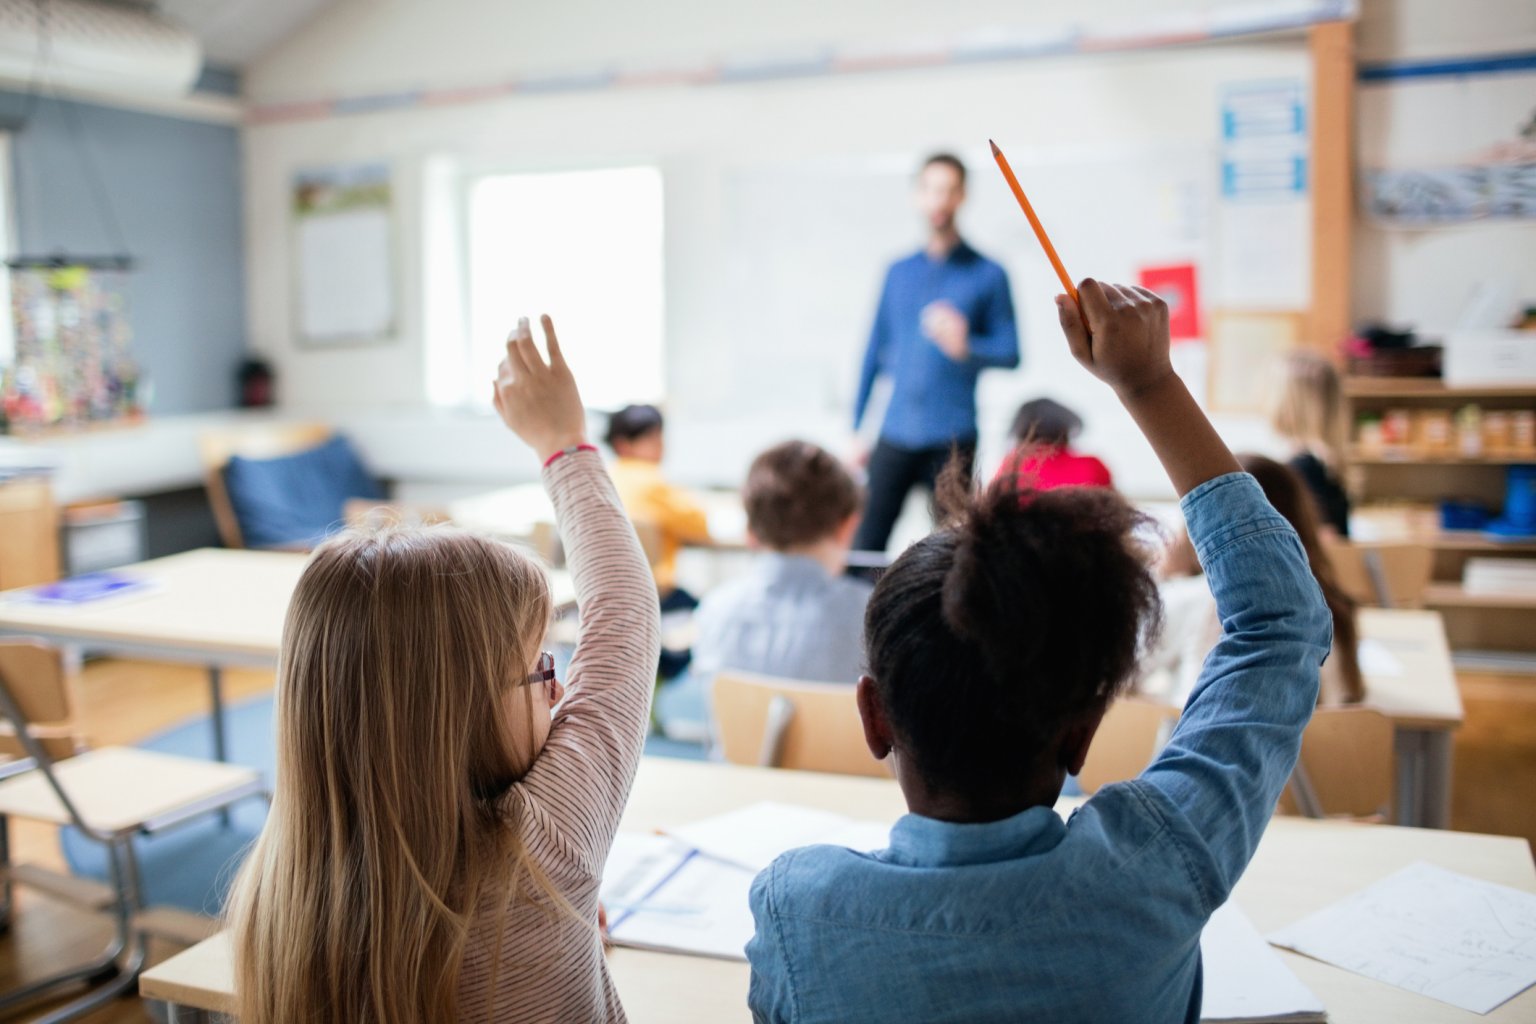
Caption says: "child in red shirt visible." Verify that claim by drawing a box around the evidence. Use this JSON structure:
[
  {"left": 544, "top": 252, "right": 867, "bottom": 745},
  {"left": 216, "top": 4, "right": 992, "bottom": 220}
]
[{"left": 994, "top": 397, "right": 1114, "bottom": 491}]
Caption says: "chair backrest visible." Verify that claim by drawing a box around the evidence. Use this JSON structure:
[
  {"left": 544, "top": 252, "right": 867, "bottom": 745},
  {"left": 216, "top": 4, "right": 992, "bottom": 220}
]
[
  {"left": 1281, "top": 706, "right": 1395, "bottom": 820},
  {"left": 198, "top": 422, "right": 334, "bottom": 549},
  {"left": 1077, "top": 697, "right": 1181, "bottom": 794},
  {"left": 0, "top": 641, "right": 83, "bottom": 762},
  {"left": 1323, "top": 539, "right": 1433, "bottom": 609},
  {"left": 710, "top": 672, "right": 890, "bottom": 778}
]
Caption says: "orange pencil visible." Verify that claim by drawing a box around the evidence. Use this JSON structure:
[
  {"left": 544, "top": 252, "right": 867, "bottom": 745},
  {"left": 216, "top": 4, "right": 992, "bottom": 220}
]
[{"left": 990, "top": 139, "right": 1078, "bottom": 306}]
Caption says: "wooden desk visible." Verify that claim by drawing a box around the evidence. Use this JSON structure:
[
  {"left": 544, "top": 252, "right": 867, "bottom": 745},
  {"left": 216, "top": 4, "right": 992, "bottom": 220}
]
[
  {"left": 1358, "top": 608, "right": 1464, "bottom": 828},
  {"left": 451, "top": 483, "right": 750, "bottom": 551},
  {"left": 0, "top": 548, "right": 576, "bottom": 761},
  {"left": 142, "top": 757, "right": 1536, "bottom": 1023}
]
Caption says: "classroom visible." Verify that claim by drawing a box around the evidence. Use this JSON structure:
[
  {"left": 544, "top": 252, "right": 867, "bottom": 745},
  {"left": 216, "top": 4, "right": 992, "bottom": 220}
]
[{"left": 0, "top": 0, "right": 1532, "bottom": 1020}]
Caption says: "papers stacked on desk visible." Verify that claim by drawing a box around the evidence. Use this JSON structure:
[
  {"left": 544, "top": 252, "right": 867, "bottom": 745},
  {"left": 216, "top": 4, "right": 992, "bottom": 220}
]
[
  {"left": 600, "top": 802, "right": 893, "bottom": 961},
  {"left": 1200, "top": 902, "right": 1325, "bottom": 1023}
]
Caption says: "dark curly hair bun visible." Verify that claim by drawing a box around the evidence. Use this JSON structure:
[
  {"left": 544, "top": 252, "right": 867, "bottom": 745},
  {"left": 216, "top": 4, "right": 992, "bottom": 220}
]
[{"left": 865, "top": 456, "right": 1163, "bottom": 793}]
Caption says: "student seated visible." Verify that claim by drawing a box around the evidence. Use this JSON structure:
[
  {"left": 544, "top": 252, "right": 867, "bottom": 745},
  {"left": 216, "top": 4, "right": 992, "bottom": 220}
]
[
  {"left": 227, "top": 316, "right": 660, "bottom": 1022},
  {"left": 1273, "top": 350, "right": 1351, "bottom": 537},
  {"left": 1144, "top": 453, "right": 1363, "bottom": 707},
  {"left": 605, "top": 403, "right": 712, "bottom": 611},
  {"left": 992, "top": 396, "right": 1114, "bottom": 490},
  {"left": 746, "top": 281, "right": 1331, "bottom": 1023},
  {"left": 692, "top": 440, "right": 872, "bottom": 687}
]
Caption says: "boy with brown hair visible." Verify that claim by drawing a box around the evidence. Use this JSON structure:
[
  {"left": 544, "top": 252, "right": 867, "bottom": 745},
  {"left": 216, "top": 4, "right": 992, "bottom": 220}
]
[{"left": 692, "top": 440, "right": 871, "bottom": 686}]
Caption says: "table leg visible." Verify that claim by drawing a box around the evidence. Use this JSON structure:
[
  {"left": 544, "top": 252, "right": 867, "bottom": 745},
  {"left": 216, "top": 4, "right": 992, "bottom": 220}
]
[
  {"left": 208, "top": 666, "right": 232, "bottom": 828},
  {"left": 1394, "top": 729, "right": 1424, "bottom": 828},
  {"left": 1394, "top": 728, "right": 1453, "bottom": 830},
  {"left": 1420, "top": 729, "right": 1454, "bottom": 830},
  {"left": 207, "top": 666, "right": 228, "bottom": 764}
]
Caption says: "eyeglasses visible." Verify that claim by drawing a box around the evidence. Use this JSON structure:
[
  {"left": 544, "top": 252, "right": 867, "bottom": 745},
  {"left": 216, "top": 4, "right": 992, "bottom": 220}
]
[{"left": 526, "top": 651, "right": 556, "bottom": 687}]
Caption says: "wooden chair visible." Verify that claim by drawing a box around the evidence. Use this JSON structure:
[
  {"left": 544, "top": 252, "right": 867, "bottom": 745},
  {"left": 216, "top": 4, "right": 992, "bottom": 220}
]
[
  {"left": 198, "top": 421, "right": 334, "bottom": 548},
  {"left": 1077, "top": 697, "right": 1181, "bottom": 794},
  {"left": 1282, "top": 706, "right": 1395, "bottom": 821},
  {"left": 710, "top": 672, "right": 890, "bottom": 778},
  {"left": 0, "top": 641, "right": 266, "bottom": 1022},
  {"left": 1323, "top": 539, "right": 1433, "bottom": 609}
]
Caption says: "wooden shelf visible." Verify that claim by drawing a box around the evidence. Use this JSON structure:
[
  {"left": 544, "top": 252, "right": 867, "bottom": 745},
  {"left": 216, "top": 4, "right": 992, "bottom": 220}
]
[
  {"left": 1345, "top": 377, "right": 1536, "bottom": 399},
  {"left": 1349, "top": 448, "right": 1536, "bottom": 466},
  {"left": 1423, "top": 583, "right": 1536, "bottom": 610},
  {"left": 1428, "top": 532, "right": 1536, "bottom": 554}
]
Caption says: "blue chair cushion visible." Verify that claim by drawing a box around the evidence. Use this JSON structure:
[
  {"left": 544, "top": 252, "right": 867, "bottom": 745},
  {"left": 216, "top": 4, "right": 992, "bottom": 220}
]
[{"left": 222, "top": 433, "right": 384, "bottom": 549}]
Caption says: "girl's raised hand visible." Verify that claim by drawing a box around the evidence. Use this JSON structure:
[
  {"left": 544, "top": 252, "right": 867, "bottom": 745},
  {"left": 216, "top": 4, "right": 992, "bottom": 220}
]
[
  {"left": 1055, "top": 279, "right": 1175, "bottom": 400},
  {"left": 493, "top": 315, "right": 589, "bottom": 461}
]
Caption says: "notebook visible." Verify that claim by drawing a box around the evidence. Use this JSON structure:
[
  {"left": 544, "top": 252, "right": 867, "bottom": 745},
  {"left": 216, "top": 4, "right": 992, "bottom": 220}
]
[
  {"left": 8, "top": 572, "right": 152, "bottom": 606},
  {"left": 661, "top": 800, "right": 891, "bottom": 872}
]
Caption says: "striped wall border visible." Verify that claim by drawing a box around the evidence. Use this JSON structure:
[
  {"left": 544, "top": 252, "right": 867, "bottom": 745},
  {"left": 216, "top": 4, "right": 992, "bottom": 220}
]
[{"left": 246, "top": 0, "right": 1359, "bottom": 125}]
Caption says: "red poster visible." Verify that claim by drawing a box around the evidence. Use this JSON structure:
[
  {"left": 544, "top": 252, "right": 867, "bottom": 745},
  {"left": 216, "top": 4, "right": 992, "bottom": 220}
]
[{"left": 1138, "top": 263, "right": 1201, "bottom": 342}]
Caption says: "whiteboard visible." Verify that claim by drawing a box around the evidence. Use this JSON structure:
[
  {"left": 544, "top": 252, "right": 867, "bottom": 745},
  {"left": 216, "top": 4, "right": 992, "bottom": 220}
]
[{"left": 717, "top": 143, "right": 1217, "bottom": 441}]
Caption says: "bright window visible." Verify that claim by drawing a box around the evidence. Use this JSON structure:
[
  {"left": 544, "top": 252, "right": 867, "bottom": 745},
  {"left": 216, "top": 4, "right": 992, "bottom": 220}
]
[{"left": 464, "top": 166, "right": 665, "bottom": 411}]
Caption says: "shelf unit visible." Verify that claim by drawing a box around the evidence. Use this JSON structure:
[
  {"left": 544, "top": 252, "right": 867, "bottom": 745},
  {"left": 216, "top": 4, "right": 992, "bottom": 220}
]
[{"left": 1344, "top": 377, "right": 1536, "bottom": 666}]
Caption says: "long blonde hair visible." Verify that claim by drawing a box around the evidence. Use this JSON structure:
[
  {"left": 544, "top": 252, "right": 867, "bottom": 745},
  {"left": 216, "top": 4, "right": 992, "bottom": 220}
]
[
  {"left": 226, "top": 526, "right": 555, "bottom": 1023},
  {"left": 1272, "top": 351, "right": 1348, "bottom": 474}
]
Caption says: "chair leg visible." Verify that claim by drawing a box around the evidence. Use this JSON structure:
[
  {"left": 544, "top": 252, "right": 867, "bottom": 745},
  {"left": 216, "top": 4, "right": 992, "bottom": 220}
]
[
  {"left": 0, "top": 814, "right": 13, "bottom": 934},
  {"left": 0, "top": 838, "right": 138, "bottom": 1017}
]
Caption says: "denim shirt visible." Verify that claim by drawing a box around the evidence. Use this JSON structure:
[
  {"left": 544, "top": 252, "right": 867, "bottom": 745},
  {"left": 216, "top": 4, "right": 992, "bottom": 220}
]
[{"left": 745, "top": 473, "right": 1332, "bottom": 1024}]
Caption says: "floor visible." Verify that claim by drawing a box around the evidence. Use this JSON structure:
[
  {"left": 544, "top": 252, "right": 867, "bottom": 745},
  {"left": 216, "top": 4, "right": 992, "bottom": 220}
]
[{"left": 1, "top": 660, "right": 1532, "bottom": 1023}]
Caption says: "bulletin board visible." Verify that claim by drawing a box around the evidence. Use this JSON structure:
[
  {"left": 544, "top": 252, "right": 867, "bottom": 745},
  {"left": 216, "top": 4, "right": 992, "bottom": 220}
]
[{"left": 292, "top": 163, "right": 396, "bottom": 347}]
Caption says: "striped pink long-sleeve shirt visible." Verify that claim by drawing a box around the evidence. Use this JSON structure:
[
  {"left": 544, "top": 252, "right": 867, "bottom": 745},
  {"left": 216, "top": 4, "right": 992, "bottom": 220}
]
[{"left": 458, "top": 450, "right": 661, "bottom": 1022}]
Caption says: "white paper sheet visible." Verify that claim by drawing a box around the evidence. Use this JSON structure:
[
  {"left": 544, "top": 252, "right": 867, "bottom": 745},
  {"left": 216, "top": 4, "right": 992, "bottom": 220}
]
[
  {"left": 664, "top": 801, "right": 890, "bottom": 872},
  {"left": 1357, "top": 638, "right": 1405, "bottom": 678},
  {"left": 1268, "top": 862, "right": 1536, "bottom": 1014},
  {"left": 601, "top": 833, "right": 756, "bottom": 960},
  {"left": 1201, "top": 902, "right": 1326, "bottom": 1022}
]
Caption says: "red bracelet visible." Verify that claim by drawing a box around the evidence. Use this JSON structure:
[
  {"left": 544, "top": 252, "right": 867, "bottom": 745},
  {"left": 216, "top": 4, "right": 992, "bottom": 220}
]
[{"left": 543, "top": 443, "right": 598, "bottom": 468}]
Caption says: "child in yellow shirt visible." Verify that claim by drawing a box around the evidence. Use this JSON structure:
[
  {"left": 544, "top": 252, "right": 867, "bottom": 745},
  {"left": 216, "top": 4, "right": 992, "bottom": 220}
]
[{"left": 605, "top": 404, "right": 712, "bottom": 607}]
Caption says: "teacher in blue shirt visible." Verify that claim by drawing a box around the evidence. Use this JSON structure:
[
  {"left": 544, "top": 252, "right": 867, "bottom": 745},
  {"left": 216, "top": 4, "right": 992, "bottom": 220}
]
[{"left": 851, "top": 153, "right": 1021, "bottom": 553}]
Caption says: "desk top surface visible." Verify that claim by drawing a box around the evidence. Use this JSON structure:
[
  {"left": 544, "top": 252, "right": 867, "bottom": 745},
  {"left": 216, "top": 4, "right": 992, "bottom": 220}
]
[
  {"left": 0, "top": 547, "right": 576, "bottom": 661},
  {"left": 142, "top": 757, "right": 1535, "bottom": 1023},
  {"left": 1357, "top": 608, "right": 1464, "bottom": 728}
]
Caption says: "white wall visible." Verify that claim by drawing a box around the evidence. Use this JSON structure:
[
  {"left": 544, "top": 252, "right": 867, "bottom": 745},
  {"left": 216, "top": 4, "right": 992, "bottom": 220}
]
[
  {"left": 244, "top": 0, "right": 1322, "bottom": 498},
  {"left": 1352, "top": 0, "right": 1536, "bottom": 332}
]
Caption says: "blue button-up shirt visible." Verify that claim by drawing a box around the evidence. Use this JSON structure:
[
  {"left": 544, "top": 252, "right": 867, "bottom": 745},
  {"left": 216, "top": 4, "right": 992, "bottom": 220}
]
[
  {"left": 853, "top": 241, "right": 1020, "bottom": 450},
  {"left": 746, "top": 473, "right": 1331, "bottom": 1024},
  {"left": 692, "top": 553, "right": 873, "bottom": 686}
]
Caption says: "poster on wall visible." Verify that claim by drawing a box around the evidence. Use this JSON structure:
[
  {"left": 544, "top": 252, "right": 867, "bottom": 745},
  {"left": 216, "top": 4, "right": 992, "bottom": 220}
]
[
  {"left": 292, "top": 163, "right": 395, "bottom": 347},
  {"left": 1139, "top": 262, "right": 1201, "bottom": 341},
  {"left": 1214, "top": 79, "right": 1311, "bottom": 310}
]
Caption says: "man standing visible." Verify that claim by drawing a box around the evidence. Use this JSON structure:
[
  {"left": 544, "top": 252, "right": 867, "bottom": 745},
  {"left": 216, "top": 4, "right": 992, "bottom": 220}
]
[{"left": 851, "top": 152, "right": 1020, "bottom": 553}]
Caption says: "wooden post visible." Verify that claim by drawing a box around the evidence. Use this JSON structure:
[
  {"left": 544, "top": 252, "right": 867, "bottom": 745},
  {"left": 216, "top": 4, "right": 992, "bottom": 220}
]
[{"left": 1308, "top": 19, "right": 1354, "bottom": 357}]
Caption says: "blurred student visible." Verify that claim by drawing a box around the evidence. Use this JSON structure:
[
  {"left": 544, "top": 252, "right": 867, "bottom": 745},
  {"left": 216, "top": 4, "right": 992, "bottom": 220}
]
[
  {"left": 605, "top": 403, "right": 712, "bottom": 611},
  {"left": 851, "top": 152, "right": 1020, "bottom": 553},
  {"left": 993, "top": 397, "right": 1113, "bottom": 491},
  {"left": 747, "top": 281, "right": 1331, "bottom": 1023},
  {"left": 1145, "top": 453, "right": 1364, "bottom": 707},
  {"left": 1273, "top": 351, "right": 1350, "bottom": 537},
  {"left": 228, "top": 317, "right": 660, "bottom": 1022},
  {"left": 692, "top": 441, "right": 871, "bottom": 688}
]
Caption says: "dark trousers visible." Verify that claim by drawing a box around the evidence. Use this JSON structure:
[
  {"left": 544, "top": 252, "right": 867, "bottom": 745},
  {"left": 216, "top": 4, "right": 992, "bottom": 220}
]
[{"left": 853, "top": 438, "right": 976, "bottom": 554}]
